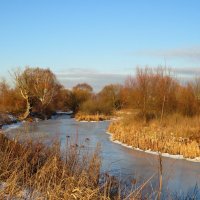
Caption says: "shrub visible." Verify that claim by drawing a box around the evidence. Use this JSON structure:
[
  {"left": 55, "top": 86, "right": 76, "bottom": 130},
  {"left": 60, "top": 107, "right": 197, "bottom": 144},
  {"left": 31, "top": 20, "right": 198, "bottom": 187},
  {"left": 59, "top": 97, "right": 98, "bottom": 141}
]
[{"left": 80, "top": 98, "right": 113, "bottom": 115}]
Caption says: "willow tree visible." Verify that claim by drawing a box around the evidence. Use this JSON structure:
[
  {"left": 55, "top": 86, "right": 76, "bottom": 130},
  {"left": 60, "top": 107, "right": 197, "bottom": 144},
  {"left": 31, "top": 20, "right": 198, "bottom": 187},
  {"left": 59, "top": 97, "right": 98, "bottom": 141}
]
[{"left": 14, "top": 67, "right": 59, "bottom": 119}]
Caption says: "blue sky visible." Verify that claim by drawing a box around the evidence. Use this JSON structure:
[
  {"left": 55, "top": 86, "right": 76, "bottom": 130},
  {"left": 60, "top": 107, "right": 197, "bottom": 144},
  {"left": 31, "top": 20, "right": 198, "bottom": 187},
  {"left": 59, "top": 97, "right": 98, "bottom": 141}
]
[{"left": 0, "top": 0, "right": 200, "bottom": 90}]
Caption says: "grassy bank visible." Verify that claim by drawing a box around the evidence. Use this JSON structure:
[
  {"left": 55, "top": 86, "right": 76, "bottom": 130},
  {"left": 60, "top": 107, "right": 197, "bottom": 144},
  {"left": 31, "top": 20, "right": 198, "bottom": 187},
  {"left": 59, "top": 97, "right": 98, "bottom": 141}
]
[
  {"left": 108, "top": 113, "right": 200, "bottom": 159},
  {"left": 75, "top": 112, "right": 112, "bottom": 122},
  {"left": 0, "top": 133, "right": 127, "bottom": 199}
]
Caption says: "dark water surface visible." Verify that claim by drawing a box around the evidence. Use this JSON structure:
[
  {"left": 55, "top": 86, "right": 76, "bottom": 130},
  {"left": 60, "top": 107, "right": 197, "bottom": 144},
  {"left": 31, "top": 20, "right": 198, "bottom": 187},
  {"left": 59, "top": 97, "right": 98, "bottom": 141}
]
[{"left": 5, "top": 116, "right": 200, "bottom": 198}]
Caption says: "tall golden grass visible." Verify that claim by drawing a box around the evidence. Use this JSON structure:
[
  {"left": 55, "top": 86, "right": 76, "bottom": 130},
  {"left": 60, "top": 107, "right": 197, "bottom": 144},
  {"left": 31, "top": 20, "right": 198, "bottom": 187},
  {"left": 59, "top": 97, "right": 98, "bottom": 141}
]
[
  {"left": 0, "top": 132, "right": 127, "bottom": 199},
  {"left": 108, "top": 113, "right": 200, "bottom": 159},
  {"left": 75, "top": 113, "right": 111, "bottom": 122}
]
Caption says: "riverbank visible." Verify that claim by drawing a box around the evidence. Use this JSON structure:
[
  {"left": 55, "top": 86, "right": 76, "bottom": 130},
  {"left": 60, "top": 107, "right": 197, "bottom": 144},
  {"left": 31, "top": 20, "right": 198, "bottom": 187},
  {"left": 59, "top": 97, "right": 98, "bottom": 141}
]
[
  {"left": 0, "top": 113, "right": 18, "bottom": 129},
  {"left": 106, "top": 131, "right": 200, "bottom": 163},
  {"left": 0, "top": 132, "right": 128, "bottom": 199},
  {"left": 107, "top": 115, "right": 200, "bottom": 161},
  {"left": 75, "top": 113, "right": 112, "bottom": 122},
  {"left": 0, "top": 111, "right": 74, "bottom": 130}
]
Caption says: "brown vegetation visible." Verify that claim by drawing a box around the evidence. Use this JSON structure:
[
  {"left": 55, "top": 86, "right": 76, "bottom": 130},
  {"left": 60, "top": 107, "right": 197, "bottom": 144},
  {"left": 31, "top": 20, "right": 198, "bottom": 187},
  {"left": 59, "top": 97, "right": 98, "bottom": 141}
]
[
  {"left": 75, "top": 112, "right": 111, "bottom": 122},
  {"left": 108, "top": 113, "right": 200, "bottom": 159},
  {"left": 121, "top": 67, "right": 200, "bottom": 119},
  {"left": 107, "top": 67, "right": 200, "bottom": 159},
  {"left": 1, "top": 66, "right": 200, "bottom": 121},
  {"left": 0, "top": 67, "right": 74, "bottom": 121},
  {"left": 76, "top": 84, "right": 124, "bottom": 120},
  {"left": 0, "top": 132, "right": 128, "bottom": 199},
  {"left": 0, "top": 67, "right": 124, "bottom": 123},
  {"left": 13, "top": 67, "right": 61, "bottom": 119},
  {"left": 0, "top": 79, "right": 24, "bottom": 115},
  {"left": 1, "top": 66, "right": 200, "bottom": 198},
  {"left": 1, "top": 66, "right": 200, "bottom": 158}
]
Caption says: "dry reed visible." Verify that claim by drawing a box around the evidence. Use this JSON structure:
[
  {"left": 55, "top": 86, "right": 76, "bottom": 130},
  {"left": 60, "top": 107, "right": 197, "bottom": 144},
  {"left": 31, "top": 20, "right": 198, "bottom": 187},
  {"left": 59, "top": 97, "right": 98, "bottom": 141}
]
[
  {"left": 108, "top": 113, "right": 200, "bottom": 159},
  {"left": 75, "top": 113, "right": 111, "bottom": 122},
  {"left": 0, "top": 132, "right": 124, "bottom": 199}
]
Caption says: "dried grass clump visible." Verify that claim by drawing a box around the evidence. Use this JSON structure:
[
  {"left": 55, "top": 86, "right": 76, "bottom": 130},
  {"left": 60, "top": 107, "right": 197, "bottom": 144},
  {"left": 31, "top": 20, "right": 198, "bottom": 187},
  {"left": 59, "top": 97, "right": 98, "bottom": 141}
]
[
  {"left": 75, "top": 113, "right": 111, "bottom": 122},
  {"left": 0, "top": 133, "right": 123, "bottom": 199},
  {"left": 108, "top": 114, "right": 200, "bottom": 159}
]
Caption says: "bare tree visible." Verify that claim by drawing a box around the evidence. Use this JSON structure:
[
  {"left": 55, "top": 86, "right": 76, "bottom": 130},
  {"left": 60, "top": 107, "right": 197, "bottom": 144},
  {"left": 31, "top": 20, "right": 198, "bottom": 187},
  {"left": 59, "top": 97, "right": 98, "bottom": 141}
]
[
  {"left": 14, "top": 68, "right": 34, "bottom": 119},
  {"left": 13, "top": 67, "right": 59, "bottom": 119},
  {"left": 135, "top": 67, "right": 152, "bottom": 121},
  {"left": 154, "top": 67, "right": 177, "bottom": 121},
  {"left": 192, "top": 77, "right": 200, "bottom": 102},
  {"left": 32, "top": 68, "right": 58, "bottom": 111}
]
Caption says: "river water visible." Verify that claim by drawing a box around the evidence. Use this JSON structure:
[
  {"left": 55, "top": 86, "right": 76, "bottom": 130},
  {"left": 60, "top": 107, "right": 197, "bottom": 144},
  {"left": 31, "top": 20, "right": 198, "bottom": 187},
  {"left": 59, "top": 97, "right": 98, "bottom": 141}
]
[{"left": 4, "top": 116, "right": 200, "bottom": 198}]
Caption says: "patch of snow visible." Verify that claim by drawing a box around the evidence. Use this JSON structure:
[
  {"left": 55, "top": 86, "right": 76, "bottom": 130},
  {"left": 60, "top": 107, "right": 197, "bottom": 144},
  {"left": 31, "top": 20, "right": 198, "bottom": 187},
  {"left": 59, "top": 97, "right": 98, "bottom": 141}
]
[
  {"left": 56, "top": 111, "right": 73, "bottom": 115},
  {"left": 8, "top": 114, "right": 17, "bottom": 121},
  {"left": 35, "top": 118, "right": 41, "bottom": 122},
  {"left": 2, "top": 122, "right": 22, "bottom": 132},
  {"left": 77, "top": 119, "right": 111, "bottom": 123},
  {"left": 79, "top": 120, "right": 99, "bottom": 123}
]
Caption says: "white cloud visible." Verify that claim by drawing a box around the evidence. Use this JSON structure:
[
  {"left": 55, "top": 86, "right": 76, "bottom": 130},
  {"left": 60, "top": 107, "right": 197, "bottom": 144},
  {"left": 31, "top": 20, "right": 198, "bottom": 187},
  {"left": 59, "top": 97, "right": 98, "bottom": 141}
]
[
  {"left": 172, "top": 67, "right": 200, "bottom": 76},
  {"left": 55, "top": 65, "right": 200, "bottom": 91},
  {"left": 134, "top": 46, "right": 200, "bottom": 61},
  {"left": 55, "top": 68, "right": 126, "bottom": 92}
]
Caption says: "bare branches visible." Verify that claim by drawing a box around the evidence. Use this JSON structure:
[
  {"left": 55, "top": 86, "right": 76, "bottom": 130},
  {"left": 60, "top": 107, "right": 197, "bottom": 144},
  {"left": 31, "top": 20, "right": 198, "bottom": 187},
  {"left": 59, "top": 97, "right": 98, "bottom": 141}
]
[
  {"left": 12, "top": 67, "right": 60, "bottom": 118},
  {"left": 31, "top": 68, "right": 58, "bottom": 108},
  {"left": 124, "top": 67, "right": 180, "bottom": 120}
]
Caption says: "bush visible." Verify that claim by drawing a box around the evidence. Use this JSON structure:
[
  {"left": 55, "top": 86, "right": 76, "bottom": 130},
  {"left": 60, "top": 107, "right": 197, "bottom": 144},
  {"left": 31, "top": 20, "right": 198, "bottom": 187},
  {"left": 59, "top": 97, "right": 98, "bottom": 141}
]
[{"left": 80, "top": 98, "right": 113, "bottom": 115}]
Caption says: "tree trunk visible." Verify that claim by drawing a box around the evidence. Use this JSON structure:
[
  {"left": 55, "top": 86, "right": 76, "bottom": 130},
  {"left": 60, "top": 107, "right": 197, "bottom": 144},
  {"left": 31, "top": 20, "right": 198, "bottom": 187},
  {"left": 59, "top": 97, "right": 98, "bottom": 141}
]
[{"left": 22, "top": 98, "right": 31, "bottom": 120}]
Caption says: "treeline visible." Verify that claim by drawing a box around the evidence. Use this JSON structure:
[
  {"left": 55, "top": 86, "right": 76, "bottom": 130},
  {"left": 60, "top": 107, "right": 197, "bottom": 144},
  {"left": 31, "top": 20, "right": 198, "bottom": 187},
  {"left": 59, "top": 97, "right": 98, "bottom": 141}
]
[
  {"left": 122, "top": 67, "right": 200, "bottom": 121},
  {"left": 0, "top": 67, "right": 123, "bottom": 120},
  {"left": 77, "top": 67, "right": 200, "bottom": 121},
  {"left": 108, "top": 67, "right": 200, "bottom": 159},
  {"left": 0, "top": 66, "right": 200, "bottom": 120},
  {"left": 0, "top": 67, "right": 69, "bottom": 119}
]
